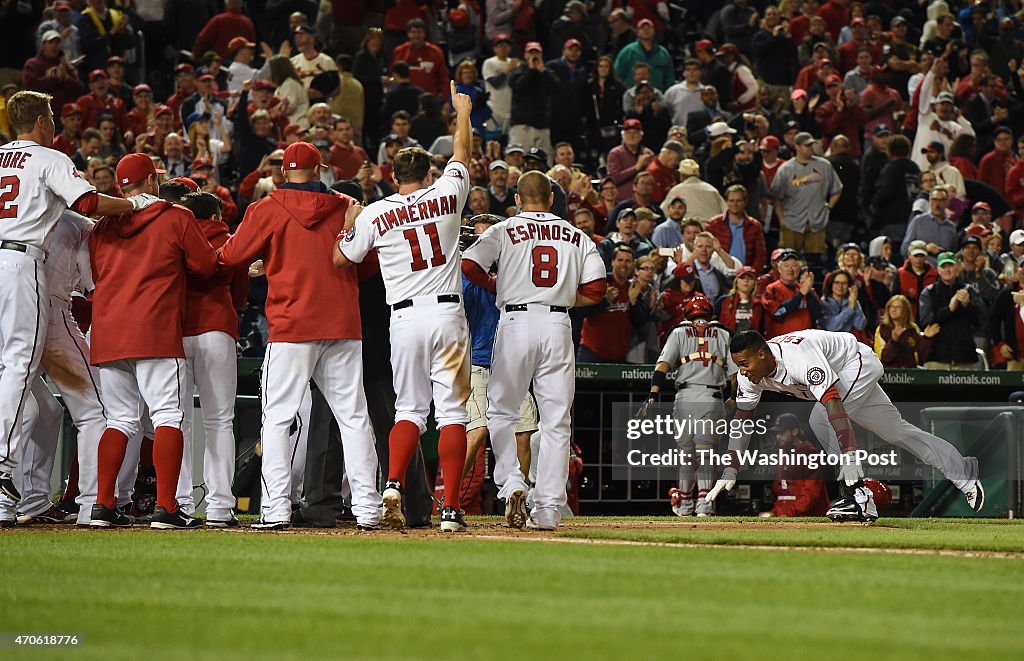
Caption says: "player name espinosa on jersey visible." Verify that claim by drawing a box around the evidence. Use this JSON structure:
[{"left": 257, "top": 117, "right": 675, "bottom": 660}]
[
  {"left": 367, "top": 193, "right": 459, "bottom": 236},
  {"left": 505, "top": 220, "right": 583, "bottom": 246}
]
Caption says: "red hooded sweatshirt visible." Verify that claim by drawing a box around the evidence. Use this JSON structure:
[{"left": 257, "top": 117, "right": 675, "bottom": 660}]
[
  {"left": 218, "top": 182, "right": 362, "bottom": 343},
  {"left": 184, "top": 217, "right": 249, "bottom": 339},
  {"left": 90, "top": 199, "right": 217, "bottom": 365}
]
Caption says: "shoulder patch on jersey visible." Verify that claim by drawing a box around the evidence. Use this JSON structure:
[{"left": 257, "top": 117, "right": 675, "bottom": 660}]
[
  {"left": 340, "top": 225, "right": 356, "bottom": 244},
  {"left": 806, "top": 366, "right": 826, "bottom": 386}
]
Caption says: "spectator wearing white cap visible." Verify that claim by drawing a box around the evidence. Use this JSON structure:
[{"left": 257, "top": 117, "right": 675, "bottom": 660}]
[
  {"left": 998, "top": 230, "right": 1024, "bottom": 283},
  {"left": 487, "top": 159, "right": 514, "bottom": 216},
  {"left": 660, "top": 158, "right": 726, "bottom": 223},
  {"left": 989, "top": 253, "right": 1024, "bottom": 370},
  {"left": 35, "top": 2, "right": 81, "bottom": 63}
]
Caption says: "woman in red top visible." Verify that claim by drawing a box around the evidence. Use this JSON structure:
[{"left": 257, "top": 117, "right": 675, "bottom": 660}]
[
  {"left": 586, "top": 176, "right": 619, "bottom": 228},
  {"left": 716, "top": 266, "right": 763, "bottom": 333},
  {"left": 873, "top": 294, "right": 937, "bottom": 368}
]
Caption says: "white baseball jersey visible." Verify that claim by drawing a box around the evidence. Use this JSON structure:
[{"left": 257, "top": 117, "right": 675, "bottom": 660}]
[
  {"left": 463, "top": 211, "right": 606, "bottom": 307},
  {"left": 341, "top": 160, "right": 470, "bottom": 305},
  {"left": 736, "top": 329, "right": 862, "bottom": 411},
  {"left": 0, "top": 140, "right": 95, "bottom": 249},
  {"left": 44, "top": 210, "right": 94, "bottom": 301}
]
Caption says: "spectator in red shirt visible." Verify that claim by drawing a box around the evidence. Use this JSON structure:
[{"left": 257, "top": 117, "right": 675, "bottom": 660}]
[
  {"left": 814, "top": 74, "right": 865, "bottom": 157},
  {"left": 717, "top": 266, "right": 764, "bottom": 333},
  {"left": 836, "top": 19, "right": 876, "bottom": 73},
  {"left": 166, "top": 63, "right": 198, "bottom": 131},
  {"left": 328, "top": 116, "right": 369, "bottom": 180},
  {"left": 391, "top": 18, "right": 449, "bottom": 100},
  {"left": 706, "top": 184, "right": 768, "bottom": 274},
  {"left": 22, "top": 30, "right": 85, "bottom": 119},
  {"left": 606, "top": 117, "right": 655, "bottom": 201},
  {"left": 978, "top": 126, "right": 1017, "bottom": 201},
  {"left": 816, "top": 0, "right": 850, "bottom": 45},
  {"left": 762, "top": 249, "right": 822, "bottom": 337},
  {"left": 192, "top": 0, "right": 257, "bottom": 60},
  {"left": 898, "top": 240, "right": 938, "bottom": 320},
  {"left": 52, "top": 103, "right": 84, "bottom": 157},
  {"left": 788, "top": 0, "right": 820, "bottom": 47},
  {"left": 858, "top": 67, "right": 903, "bottom": 146},
  {"left": 76, "top": 69, "right": 125, "bottom": 129},
  {"left": 645, "top": 140, "right": 682, "bottom": 203},
  {"left": 578, "top": 246, "right": 649, "bottom": 362},
  {"left": 122, "top": 84, "right": 154, "bottom": 139}
]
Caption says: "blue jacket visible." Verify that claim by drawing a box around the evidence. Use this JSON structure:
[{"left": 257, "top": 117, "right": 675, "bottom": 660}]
[{"left": 462, "top": 274, "right": 499, "bottom": 368}]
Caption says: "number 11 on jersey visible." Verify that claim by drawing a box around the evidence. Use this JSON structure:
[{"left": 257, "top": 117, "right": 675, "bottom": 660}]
[{"left": 403, "top": 222, "right": 446, "bottom": 272}]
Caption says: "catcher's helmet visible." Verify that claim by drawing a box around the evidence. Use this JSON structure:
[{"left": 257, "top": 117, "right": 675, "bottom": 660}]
[
  {"left": 684, "top": 295, "right": 714, "bottom": 320},
  {"left": 862, "top": 478, "right": 892, "bottom": 512}
]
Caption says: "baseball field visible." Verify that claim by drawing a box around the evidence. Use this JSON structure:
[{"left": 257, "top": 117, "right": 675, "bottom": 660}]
[{"left": 2, "top": 517, "right": 1023, "bottom": 660}]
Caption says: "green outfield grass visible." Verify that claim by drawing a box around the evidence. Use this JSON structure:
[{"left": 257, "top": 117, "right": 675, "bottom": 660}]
[
  {"left": 560, "top": 516, "right": 1024, "bottom": 551},
  {"left": 1, "top": 519, "right": 1022, "bottom": 660}
]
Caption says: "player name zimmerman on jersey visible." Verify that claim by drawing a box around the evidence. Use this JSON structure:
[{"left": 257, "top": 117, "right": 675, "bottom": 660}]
[
  {"left": 340, "top": 161, "right": 470, "bottom": 305},
  {"left": 463, "top": 211, "right": 606, "bottom": 309}
]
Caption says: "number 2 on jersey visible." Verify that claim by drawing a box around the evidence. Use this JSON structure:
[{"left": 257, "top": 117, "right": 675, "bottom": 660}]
[
  {"left": 403, "top": 222, "right": 445, "bottom": 271},
  {"left": 531, "top": 246, "right": 558, "bottom": 287},
  {"left": 0, "top": 175, "right": 19, "bottom": 219}
]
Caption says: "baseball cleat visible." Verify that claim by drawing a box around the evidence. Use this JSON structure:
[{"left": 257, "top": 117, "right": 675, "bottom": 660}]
[
  {"left": 695, "top": 490, "right": 714, "bottom": 517},
  {"left": 826, "top": 496, "right": 877, "bottom": 523},
  {"left": 251, "top": 518, "right": 291, "bottom": 531},
  {"left": 0, "top": 518, "right": 15, "bottom": 528},
  {"left": 150, "top": 507, "right": 203, "bottom": 530},
  {"left": 525, "top": 517, "right": 556, "bottom": 531},
  {"left": 89, "top": 504, "right": 134, "bottom": 528},
  {"left": 381, "top": 480, "right": 406, "bottom": 530},
  {"left": 356, "top": 521, "right": 381, "bottom": 531},
  {"left": 505, "top": 487, "right": 528, "bottom": 529},
  {"left": 16, "top": 504, "right": 73, "bottom": 525},
  {"left": 965, "top": 481, "right": 985, "bottom": 513},
  {"left": 439, "top": 506, "right": 467, "bottom": 532},
  {"left": 669, "top": 487, "right": 695, "bottom": 517},
  {"left": 0, "top": 472, "right": 21, "bottom": 503},
  {"left": 206, "top": 515, "right": 239, "bottom": 528}
]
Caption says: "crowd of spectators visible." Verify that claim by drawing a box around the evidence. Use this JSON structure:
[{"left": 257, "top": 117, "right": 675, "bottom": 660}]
[{"left": 4, "top": 0, "right": 1024, "bottom": 369}]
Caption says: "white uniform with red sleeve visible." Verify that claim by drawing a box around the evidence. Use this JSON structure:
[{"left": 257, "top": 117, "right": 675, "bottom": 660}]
[
  {"left": 0, "top": 140, "right": 95, "bottom": 513},
  {"left": 462, "top": 211, "right": 606, "bottom": 529},
  {"left": 339, "top": 160, "right": 471, "bottom": 433},
  {"left": 734, "top": 329, "right": 979, "bottom": 492}
]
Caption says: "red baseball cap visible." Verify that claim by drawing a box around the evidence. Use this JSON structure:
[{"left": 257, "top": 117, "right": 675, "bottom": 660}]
[
  {"left": 736, "top": 266, "right": 757, "bottom": 279},
  {"left": 759, "top": 135, "right": 781, "bottom": 150},
  {"left": 282, "top": 141, "right": 324, "bottom": 171},
  {"left": 851, "top": 17, "right": 866, "bottom": 26},
  {"left": 623, "top": 118, "right": 643, "bottom": 130},
  {"left": 525, "top": 41, "right": 543, "bottom": 53},
  {"left": 132, "top": 83, "right": 152, "bottom": 95},
  {"left": 106, "top": 56, "right": 126, "bottom": 66},
  {"left": 817, "top": 58, "right": 834, "bottom": 69},
  {"left": 825, "top": 74, "right": 842, "bottom": 86},
  {"left": 673, "top": 261, "right": 697, "bottom": 281},
  {"left": 493, "top": 33, "right": 511, "bottom": 45},
  {"left": 53, "top": 1, "right": 71, "bottom": 9},
  {"left": 972, "top": 201, "right": 992, "bottom": 212},
  {"left": 695, "top": 39, "right": 714, "bottom": 53},
  {"left": 191, "top": 157, "right": 214, "bottom": 171},
  {"left": 252, "top": 79, "right": 275, "bottom": 91},
  {"left": 168, "top": 176, "right": 200, "bottom": 192},
  {"left": 284, "top": 124, "right": 307, "bottom": 137},
  {"left": 716, "top": 43, "right": 738, "bottom": 56},
  {"left": 228, "top": 36, "right": 256, "bottom": 52},
  {"left": 153, "top": 104, "right": 173, "bottom": 117},
  {"left": 61, "top": 102, "right": 82, "bottom": 118},
  {"left": 790, "top": 88, "right": 808, "bottom": 100},
  {"left": 564, "top": 38, "right": 582, "bottom": 49},
  {"left": 175, "top": 62, "right": 195, "bottom": 74},
  {"left": 197, "top": 73, "right": 215, "bottom": 82},
  {"left": 88, "top": 69, "right": 108, "bottom": 82},
  {"left": 116, "top": 152, "right": 165, "bottom": 187},
  {"left": 636, "top": 18, "right": 654, "bottom": 29}
]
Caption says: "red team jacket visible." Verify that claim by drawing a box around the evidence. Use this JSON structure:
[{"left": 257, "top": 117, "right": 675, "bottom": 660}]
[
  {"left": 761, "top": 279, "right": 819, "bottom": 338},
  {"left": 218, "top": 183, "right": 363, "bottom": 343},
  {"left": 184, "top": 217, "right": 249, "bottom": 339},
  {"left": 89, "top": 200, "right": 217, "bottom": 364}
]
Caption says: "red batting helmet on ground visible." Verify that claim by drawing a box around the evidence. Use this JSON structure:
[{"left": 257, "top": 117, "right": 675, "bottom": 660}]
[
  {"left": 684, "top": 295, "right": 714, "bottom": 320},
  {"left": 863, "top": 478, "right": 892, "bottom": 512}
]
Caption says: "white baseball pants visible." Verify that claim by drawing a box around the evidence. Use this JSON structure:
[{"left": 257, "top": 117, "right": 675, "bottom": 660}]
[
  {"left": 259, "top": 340, "right": 380, "bottom": 525},
  {"left": 808, "top": 346, "right": 978, "bottom": 490},
  {"left": 0, "top": 246, "right": 48, "bottom": 474},
  {"left": 389, "top": 300, "right": 470, "bottom": 432},
  {"left": 180, "top": 331, "right": 238, "bottom": 522},
  {"left": 488, "top": 307, "right": 574, "bottom": 528}
]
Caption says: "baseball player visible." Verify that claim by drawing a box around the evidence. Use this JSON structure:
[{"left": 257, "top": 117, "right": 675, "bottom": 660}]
[
  {"left": 0, "top": 91, "right": 141, "bottom": 526},
  {"left": 334, "top": 82, "right": 473, "bottom": 532},
  {"left": 219, "top": 141, "right": 382, "bottom": 531},
  {"left": 460, "top": 213, "right": 539, "bottom": 511},
  {"left": 462, "top": 170, "right": 607, "bottom": 530},
  {"left": 89, "top": 153, "right": 218, "bottom": 529},
  {"left": 639, "top": 295, "right": 737, "bottom": 517},
  {"left": 177, "top": 192, "right": 249, "bottom": 527},
  {"left": 711, "top": 329, "right": 985, "bottom": 521}
]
